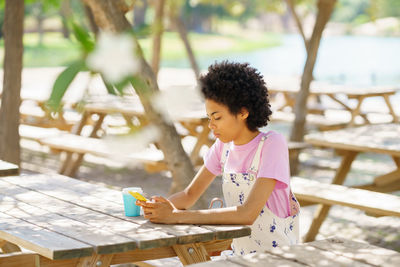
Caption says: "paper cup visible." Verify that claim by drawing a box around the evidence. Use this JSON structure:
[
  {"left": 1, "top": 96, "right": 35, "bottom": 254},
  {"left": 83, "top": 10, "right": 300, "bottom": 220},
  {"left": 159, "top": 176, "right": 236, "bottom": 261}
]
[{"left": 122, "top": 187, "right": 143, "bottom": 217}]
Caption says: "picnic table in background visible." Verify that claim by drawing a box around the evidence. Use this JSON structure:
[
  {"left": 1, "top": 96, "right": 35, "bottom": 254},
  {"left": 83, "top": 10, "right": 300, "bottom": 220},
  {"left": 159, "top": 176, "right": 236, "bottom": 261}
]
[
  {"left": 0, "top": 173, "right": 250, "bottom": 266},
  {"left": 0, "top": 160, "right": 19, "bottom": 176},
  {"left": 267, "top": 76, "right": 399, "bottom": 127},
  {"left": 44, "top": 93, "right": 211, "bottom": 176},
  {"left": 302, "top": 123, "right": 400, "bottom": 241},
  {"left": 190, "top": 237, "right": 400, "bottom": 267}
]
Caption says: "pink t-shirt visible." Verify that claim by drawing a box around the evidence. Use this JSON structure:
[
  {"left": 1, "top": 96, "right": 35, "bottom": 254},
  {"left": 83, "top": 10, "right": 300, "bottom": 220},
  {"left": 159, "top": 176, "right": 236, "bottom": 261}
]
[{"left": 204, "top": 131, "right": 291, "bottom": 218}]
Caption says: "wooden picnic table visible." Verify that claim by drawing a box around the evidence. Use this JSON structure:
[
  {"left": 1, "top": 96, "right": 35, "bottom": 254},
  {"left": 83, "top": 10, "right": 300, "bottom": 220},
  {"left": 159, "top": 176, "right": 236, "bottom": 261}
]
[
  {"left": 268, "top": 76, "right": 399, "bottom": 126},
  {"left": 190, "top": 237, "right": 400, "bottom": 267},
  {"left": 0, "top": 160, "right": 19, "bottom": 176},
  {"left": 0, "top": 173, "right": 250, "bottom": 266},
  {"left": 303, "top": 123, "right": 400, "bottom": 241},
  {"left": 57, "top": 94, "right": 211, "bottom": 176}
]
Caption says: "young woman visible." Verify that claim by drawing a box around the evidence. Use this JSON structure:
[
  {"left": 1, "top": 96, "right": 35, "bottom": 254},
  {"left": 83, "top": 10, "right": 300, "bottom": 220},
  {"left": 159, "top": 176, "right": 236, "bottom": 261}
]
[{"left": 137, "top": 61, "right": 300, "bottom": 255}]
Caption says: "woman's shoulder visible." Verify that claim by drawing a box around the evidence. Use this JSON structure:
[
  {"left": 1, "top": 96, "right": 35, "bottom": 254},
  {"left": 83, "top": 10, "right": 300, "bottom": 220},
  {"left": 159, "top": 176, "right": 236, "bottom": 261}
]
[{"left": 262, "top": 131, "right": 288, "bottom": 148}]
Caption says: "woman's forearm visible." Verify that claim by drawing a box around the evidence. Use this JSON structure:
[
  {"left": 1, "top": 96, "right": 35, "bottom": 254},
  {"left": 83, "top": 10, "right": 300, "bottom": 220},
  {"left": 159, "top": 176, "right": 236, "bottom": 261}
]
[
  {"left": 173, "top": 205, "right": 254, "bottom": 225},
  {"left": 168, "top": 191, "right": 194, "bottom": 210}
]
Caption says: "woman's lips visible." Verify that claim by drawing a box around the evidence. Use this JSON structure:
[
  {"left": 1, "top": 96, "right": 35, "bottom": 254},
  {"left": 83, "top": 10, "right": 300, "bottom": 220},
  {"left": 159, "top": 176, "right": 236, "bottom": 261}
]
[{"left": 213, "top": 133, "right": 220, "bottom": 138}]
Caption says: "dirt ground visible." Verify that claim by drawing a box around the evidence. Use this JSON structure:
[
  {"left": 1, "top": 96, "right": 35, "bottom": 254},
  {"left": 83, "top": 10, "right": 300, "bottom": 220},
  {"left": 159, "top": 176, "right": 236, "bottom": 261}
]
[{"left": 20, "top": 123, "right": 400, "bottom": 254}]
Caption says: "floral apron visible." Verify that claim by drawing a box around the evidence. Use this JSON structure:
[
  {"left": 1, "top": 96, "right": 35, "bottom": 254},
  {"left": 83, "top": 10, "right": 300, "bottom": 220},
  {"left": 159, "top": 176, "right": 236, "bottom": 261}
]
[{"left": 221, "top": 135, "right": 300, "bottom": 255}]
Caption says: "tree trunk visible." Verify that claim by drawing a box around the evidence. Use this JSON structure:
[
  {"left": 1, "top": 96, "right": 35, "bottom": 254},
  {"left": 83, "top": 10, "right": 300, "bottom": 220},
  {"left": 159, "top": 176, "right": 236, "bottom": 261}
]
[
  {"left": 81, "top": 0, "right": 206, "bottom": 207},
  {"left": 37, "top": 3, "right": 44, "bottom": 46},
  {"left": 284, "top": 0, "right": 308, "bottom": 51},
  {"left": 170, "top": 13, "right": 200, "bottom": 79},
  {"left": 151, "top": 0, "right": 165, "bottom": 76},
  {"left": 60, "top": 0, "right": 71, "bottom": 38},
  {"left": 133, "top": 0, "right": 148, "bottom": 28},
  {"left": 0, "top": 0, "right": 24, "bottom": 165},
  {"left": 289, "top": 0, "right": 336, "bottom": 170},
  {"left": 84, "top": 4, "right": 99, "bottom": 35},
  {"left": 290, "top": 0, "right": 336, "bottom": 142}
]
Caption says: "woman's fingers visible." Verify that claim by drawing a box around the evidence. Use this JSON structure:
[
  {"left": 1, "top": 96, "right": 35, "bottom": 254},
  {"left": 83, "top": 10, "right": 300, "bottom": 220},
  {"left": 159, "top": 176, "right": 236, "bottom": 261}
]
[{"left": 151, "top": 196, "right": 168, "bottom": 203}]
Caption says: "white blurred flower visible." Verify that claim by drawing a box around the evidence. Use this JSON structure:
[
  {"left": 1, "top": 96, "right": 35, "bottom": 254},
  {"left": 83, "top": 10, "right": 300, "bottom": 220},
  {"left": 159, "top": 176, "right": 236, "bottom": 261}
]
[
  {"left": 86, "top": 31, "right": 140, "bottom": 83},
  {"left": 152, "top": 85, "right": 203, "bottom": 122},
  {"left": 103, "top": 125, "right": 161, "bottom": 156}
]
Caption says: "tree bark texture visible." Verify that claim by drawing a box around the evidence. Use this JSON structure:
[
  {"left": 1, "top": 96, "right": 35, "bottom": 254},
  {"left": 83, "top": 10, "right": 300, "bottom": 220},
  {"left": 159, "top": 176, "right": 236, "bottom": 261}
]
[
  {"left": 289, "top": 0, "right": 336, "bottom": 143},
  {"left": 0, "top": 0, "right": 24, "bottom": 165},
  {"left": 133, "top": 0, "right": 148, "bottom": 27},
  {"left": 60, "top": 0, "right": 71, "bottom": 38},
  {"left": 82, "top": 0, "right": 201, "bottom": 205},
  {"left": 284, "top": 0, "right": 308, "bottom": 51},
  {"left": 151, "top": 0, "right": 165, "bottom": 76},
  {"left": 170, "top": 13, "right": 200, "bottom": 79}
]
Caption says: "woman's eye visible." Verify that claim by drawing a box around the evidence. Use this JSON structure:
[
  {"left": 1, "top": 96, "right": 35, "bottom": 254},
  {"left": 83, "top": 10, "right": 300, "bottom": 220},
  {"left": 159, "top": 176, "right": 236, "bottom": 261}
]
[{"left": 214, "top": 117, "right": 221, "bottom": 120}]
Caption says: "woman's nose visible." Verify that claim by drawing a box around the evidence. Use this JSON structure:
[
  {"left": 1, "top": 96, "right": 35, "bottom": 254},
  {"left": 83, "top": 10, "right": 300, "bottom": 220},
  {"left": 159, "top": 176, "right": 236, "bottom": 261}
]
[{"left": 208, "top": 120, "right": 215, "bottom": 130}]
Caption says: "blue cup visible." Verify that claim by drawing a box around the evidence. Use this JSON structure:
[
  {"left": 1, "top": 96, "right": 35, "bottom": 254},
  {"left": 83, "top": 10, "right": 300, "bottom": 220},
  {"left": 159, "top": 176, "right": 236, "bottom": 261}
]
[{"left": 122, "top": 187, "right": 143, "bottom": 217}]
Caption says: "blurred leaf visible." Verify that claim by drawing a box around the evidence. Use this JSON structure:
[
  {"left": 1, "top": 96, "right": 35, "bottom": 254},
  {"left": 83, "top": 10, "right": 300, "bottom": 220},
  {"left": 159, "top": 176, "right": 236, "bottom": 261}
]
[
  {"left": 130, "top": 76, "right": 150, "bottom": 96},
  {"left": 47, "top": 60, "right": 87, "bottom": 112},
  {"left": 71, "top": 22, "right": 95, "bottom": 53}
]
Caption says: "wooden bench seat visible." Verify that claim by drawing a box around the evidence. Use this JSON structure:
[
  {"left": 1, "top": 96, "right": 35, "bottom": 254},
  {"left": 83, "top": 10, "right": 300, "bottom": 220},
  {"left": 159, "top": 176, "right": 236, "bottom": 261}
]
[
  {"left": 37, "top": 133, "right": 309, "bottom": 175},
  {"left": 38, "top": 133, "right": 167, "bottom": 173},
  {"left": 0, "top": 160, "right": 19, "bottom": 176},
  {"left": 19, "top": 124, "right": 67, "bottom": 142},
  {"left": 271, "top": 111, "right": 348, "bottom": 131},
  {"left": 291, "top": 176, "right": 400, "bottom": 241}
]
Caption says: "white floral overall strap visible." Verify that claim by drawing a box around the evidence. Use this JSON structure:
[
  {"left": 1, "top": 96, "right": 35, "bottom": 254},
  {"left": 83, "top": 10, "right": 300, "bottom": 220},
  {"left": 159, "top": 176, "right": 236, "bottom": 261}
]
[
  {"left": 220, "top": 142, "right": 230, "bottom": 171},
  {"left": 248, "top": 135, "right": 268, "bottom": 177}
]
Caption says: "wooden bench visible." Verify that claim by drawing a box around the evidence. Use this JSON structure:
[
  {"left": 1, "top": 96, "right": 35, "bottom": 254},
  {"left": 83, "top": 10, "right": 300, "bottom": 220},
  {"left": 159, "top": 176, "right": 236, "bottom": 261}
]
[
  {"left": 19, "top": 104, "right": 79, "bottom": 131},
  {"left": 271, "top": 110, "right": 348, "bottom": 131},
  {"left": 0, "top": 160, "right": 19, "bottom": 176},
  {"left": 37, "top": 133, "right": 308, "bottom": 176},
  {"left": 189, "top": 237, "right": 400, "bottom": 267},
  {"left": 19, "top": 124, "right": 67, "bottom": 142},
  {"left": 291, "top": 176, "right": 400, "bottom": 241}
]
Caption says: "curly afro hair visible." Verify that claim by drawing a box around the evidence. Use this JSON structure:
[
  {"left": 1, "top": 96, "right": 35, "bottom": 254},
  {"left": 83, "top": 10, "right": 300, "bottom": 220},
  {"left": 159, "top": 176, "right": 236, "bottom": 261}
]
[{"left": 199, "top": 61, "right": 272, "bottom": 132}]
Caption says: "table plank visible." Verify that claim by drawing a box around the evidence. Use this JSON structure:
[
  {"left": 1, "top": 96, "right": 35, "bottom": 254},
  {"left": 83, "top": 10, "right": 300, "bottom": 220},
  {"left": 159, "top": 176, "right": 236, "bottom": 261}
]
[
  {"left": 2, "top": 175, "right": 250, "bottom": 250},
  {"left": 264, "top": 242, "right": 371, "bottom": 267},
  {"left": 308, "top": 237, "right": 400, "bottom": 267},
  {"left": 305, "top": 124, "right": 400, "bottom": 157},
  {"left": 0, "top": 160, "right": 19, "bottom": 176},
  {"left": 291, "top": 177, "right": 400, "bottom": 217},
  {"left": 0, "top": 213, "right": 92, "bottom": 260},
  {"left": 0, "top": 196, "right": 137, "bottom": 255},
  {"left": 0, "top": 178, "right": 177, "bottom": 251}
]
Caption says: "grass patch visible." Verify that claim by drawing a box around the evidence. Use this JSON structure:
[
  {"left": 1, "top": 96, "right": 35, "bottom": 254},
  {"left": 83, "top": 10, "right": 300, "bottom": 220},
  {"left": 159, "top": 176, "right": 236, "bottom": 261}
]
[{"left": 0, "top": 31, "right": 281, "bottom": 67}]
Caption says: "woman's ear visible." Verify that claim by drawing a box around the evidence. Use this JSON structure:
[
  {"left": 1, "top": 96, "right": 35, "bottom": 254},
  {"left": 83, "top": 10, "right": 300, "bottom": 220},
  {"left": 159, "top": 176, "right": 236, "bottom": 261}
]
[{"left": 239, "top": 108, "right": 249, "bottom": 120}]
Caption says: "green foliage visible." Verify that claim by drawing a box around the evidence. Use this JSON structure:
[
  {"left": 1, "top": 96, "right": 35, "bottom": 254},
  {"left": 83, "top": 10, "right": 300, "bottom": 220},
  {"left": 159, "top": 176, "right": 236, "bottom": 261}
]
[
  {"left": 332, "top": 0, "right": 370, "bottom": 23},
  {"left": 47, "top": 60, "right": 87, "bottom": 111},
  {"left": 70, "top": 22, "right": 95, "bottom": 54}
]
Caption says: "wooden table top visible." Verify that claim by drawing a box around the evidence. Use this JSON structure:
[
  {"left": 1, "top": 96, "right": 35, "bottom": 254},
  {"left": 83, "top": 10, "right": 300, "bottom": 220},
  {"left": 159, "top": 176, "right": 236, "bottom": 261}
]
[
  {"left": 0, "top": 160, "right": 19, "bottom": 176},
  {"left": 305, "top": 123, "right": 400, "bottom": 157},
  {"left": 83, "top": 94, "right": 207, "bottom": 122},
  {"left": 0, "top": 174, "right": 250, "bottom": 261},
  {"left": 267, "top": 76, "right": 399, "bottom": 96},
  {"left": 190, "top": 237, "right": 400, "bottom": 267}
]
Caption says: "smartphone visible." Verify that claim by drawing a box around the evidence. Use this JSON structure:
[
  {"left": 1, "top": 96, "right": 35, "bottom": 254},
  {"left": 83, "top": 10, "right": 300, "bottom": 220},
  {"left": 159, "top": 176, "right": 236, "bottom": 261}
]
[{"left": 128, "top": 191, "right": 148, "bottom": 202}]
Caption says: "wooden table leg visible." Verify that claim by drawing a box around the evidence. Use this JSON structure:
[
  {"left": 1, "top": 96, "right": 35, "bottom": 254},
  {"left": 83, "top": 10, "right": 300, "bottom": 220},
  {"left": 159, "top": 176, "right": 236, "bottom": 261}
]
[
  {"left": 173, "top": 243, "right": 211, "bottom": 266},
  {"left": 77, "top": 253, "right": 114, "bottom": 267},
  {"left": 349, "top": 96, "right": 367, "bottom": 126},
  {"left": 393, "top": 156, "right": 400, "bottom": 169},
  {"left": 0, "top": 239, "right": 21, "bottom": 253},
  {"left": 59, "top": 111, "right": 90, "bottom": 175},
  {"left": 64, "top": 114, "right": 106, "bottom": 177},
  {"left": 383, "top": 94, "right": 398, "bottom": 123},
  {"left": 304, "top": 150, "right": 358, "bottom": 242},
  {"left": 190, "top": 120, "right": 210, "bottom": 165}
]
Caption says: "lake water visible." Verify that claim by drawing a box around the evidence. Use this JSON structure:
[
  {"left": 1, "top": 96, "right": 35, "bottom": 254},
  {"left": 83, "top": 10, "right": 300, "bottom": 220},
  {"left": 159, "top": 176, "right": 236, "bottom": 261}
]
[
  {"left": 163, "top": 34, "right": 400, "bottom": 108},
  {"left": 164, "top": 34, "right": 400, "bottom": 87}
]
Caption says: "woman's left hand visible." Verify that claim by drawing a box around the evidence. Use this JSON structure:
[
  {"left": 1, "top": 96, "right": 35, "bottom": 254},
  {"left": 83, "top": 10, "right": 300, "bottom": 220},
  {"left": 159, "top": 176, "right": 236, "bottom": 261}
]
[{"left": 136, "top": 196, "right": 178, "bottom": 224}]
